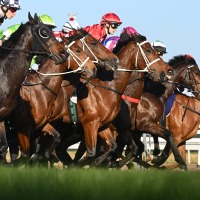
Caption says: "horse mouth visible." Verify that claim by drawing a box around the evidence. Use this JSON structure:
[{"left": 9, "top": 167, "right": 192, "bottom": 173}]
[{"left": 54, "top": 51, "right": 69, "bottom": 64}]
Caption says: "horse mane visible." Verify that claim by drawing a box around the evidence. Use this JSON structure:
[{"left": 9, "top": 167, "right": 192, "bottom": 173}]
[
  {"left": 0, "top": 23, "right": 26, "bottom": 58},
  {"left": 168, "top": 54, "right": 197, "bottom": 67},
  {"left": 67, "top": 28, "right": 88, "bottom": 43},
  {"left": 113, "top": 31, "right": 147, "bottom": 54}
]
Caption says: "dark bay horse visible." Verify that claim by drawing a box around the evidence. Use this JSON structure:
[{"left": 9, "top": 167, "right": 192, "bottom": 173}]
[
  {"left": 0, "top": 13, "right": 68, "bottom": 159},
  {"left": 46, "top": 31, "right": 173, "bottom": 166},
  {"left": 8, "top": 37, "right": 97, "bottom": 162},
  {"left": 128, "top": 55, "right": 200, "bottom": 170}
]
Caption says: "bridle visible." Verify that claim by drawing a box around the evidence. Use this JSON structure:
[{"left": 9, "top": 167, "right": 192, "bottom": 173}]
[
  {"left": 168, "top": 64, "right": 200, "bottom": 99},
  {"left": 116, "top": 40, "right": 161, "bottom": 78},
  {"left": 80, "top": 35, "right": 99, "bottom": 64},
  {"left": 31, "top": 22, "right": 62, "bottom": 58},
  {"left": 0, "top": 22, "right": 62, "bottom": 58},
  {"left": 183, "top": 65, "right": 200, "bottom": 98},
  {"left": 32, "top": 40, "right": 90, "bottom": 76}
]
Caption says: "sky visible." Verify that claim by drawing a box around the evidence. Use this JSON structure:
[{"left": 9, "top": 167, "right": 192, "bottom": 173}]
[{"left": 1, "top": 0, "right": 200, "bottom": 66}]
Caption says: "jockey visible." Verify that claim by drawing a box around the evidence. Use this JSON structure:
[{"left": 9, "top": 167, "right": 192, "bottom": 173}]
[
  {"left": 151, "top": 40, "right": 167, "bottom": 57},
  {"left": 83, "top": 12, "right": 122, "bottom": 42},
  {"left": 0, "top": 0, "right": 20, "bottom": 25},
  {"left": 1, "top": 23, "right": 20, "bottom": 40},
  {"left": 53, "top": 13, "right": 81, "bottom": 41},
  {"left": 102, "top": 26, "right": 138, "bottom": 51}
]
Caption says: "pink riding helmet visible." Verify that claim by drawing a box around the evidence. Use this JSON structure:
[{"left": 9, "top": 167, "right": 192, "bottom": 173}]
[{"left": 121, "top": 26, "right": 138, "bottom": 36}]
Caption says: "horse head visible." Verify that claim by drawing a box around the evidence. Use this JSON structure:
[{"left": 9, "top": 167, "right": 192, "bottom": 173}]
[
  {"left": 114, "top": 31, "right": 173, "bottom": 82},
  {"left": 60, "top": 35, "right": 97, "bottom": 78},
  {"left": 169, "top": 54, "right": 200, "bottom": 99},
  {"left": 28, "top": 12, "right": 68, "bottom": 64},
  {"left": 68, "top": 29, "right": 119, "bottom": 71}
]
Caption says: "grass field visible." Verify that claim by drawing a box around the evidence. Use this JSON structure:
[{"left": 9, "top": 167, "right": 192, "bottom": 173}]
[
  {"left": 1, "top": 166, "right": 200, "bottom": 200},
  {"left": 2, "top": 151, "right": 200, "bottom": 200}
]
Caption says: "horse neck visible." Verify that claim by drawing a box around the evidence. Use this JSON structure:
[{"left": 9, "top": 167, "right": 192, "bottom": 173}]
[
  {"left": 1, "top": 29, "right": 34, "bottom": 82},
  {"left": 113, "top": 44, "right": 139, "bottom": 94},
  {"left": 28, "top": 58, "right": 68, "bottom": 93},
  {"left": 124, "top": 72, "right": 145, "bottom": 99}
]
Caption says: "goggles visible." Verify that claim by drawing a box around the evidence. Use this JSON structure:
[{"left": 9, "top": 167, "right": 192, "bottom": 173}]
[
  {"left": 110, "top": 23, "right": 120, "bottom": 29},
  {"left": 9, "top": 7, "right": 18, "bottom": 13}
]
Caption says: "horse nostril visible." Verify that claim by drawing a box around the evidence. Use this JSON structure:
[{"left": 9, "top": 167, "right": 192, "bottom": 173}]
[
  {"left": 167, "top": 69, "right": 174, "bottom": 76},
  {"left": 94, "top": 68, "right": 97, "bottom": 76},
  {"left": 113, "top": 57, "right": 119, "bottom": 69},
  {"left": 160, "top": 71, "right": 165, "bottom": 81}
]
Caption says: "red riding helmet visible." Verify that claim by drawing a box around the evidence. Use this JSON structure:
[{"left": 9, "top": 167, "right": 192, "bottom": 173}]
[{"left": 100, "top": 12, "right": 122, "bottom": 25}]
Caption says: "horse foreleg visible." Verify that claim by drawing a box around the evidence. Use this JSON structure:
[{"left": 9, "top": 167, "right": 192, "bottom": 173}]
[
  {"left": 95, "top": 127, "right": 117, "bottom": 166},
  {"left": 152, "top": 135, "right": 161, "bottom": 156},
  {"left": 0, "top": 121, "right": 8, "bottom": 158},
  {"left": 80, "top": 122, "right": 98, "bottom": 166},
  {"left": 18, "top": 132, "right": 30, "bottom": 155},
  {"left": 41, "top": 123, "right": 61, "bottom": 159}
]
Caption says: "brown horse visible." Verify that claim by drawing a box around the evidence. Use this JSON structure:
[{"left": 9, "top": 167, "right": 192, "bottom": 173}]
[
  {"left": 163, "top": 94, "right": 200, "bottom": 169},
  {"left": 43, "top": 31, "right": 173, "bottom": 166},
  {"left": 12, "top": 30, "right": 119, "bottom": 163},
  {"left": 69, "top": 29, "right": 119, "bottom": 70},
  {"left": 127, "top": 55, "right": 200, "bottom": 170},
  {"left": 0, "top": 13, "right": 68, "bottom": 160},
  {"left": 9, "top": 37, "right": 96, "bottom": 162}
]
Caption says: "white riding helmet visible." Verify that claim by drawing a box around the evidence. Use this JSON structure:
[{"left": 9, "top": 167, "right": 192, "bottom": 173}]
[
  {"left": 62, "top": 14, "right": 80, "bottom": 33},
  {"left": 151, "top": 40, "right": 167, "bottom": 54}
]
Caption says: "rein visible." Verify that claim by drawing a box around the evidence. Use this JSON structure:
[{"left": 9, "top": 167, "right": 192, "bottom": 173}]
[
  {"left": 30, "top": 40, "right": 90, "bottom": 76},
  {"left": 173, "top": 97, "right": 200, "bottom": 118},
  {"left": 80, "top": 77, "right": 123, "bottom": 95},
  {"left": 0, "top": 45, "right": 48, "bottom": 55}
]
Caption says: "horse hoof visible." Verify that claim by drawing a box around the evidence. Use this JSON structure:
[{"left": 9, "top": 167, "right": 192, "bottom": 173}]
[
  {"left": 153, "top": 148, "right": 161, "bottom": 156},
  {"left": 179, "top": 164, "right": 188, "bottom": 171},
  {"left": 30, "top": 153, "right": 44, "bottom": 162}
]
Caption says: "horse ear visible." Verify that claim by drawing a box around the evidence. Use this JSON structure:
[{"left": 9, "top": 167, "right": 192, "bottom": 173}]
[
  {"left": 61, "top": 35, "right": 70, "bottom": 44},
  {"left": 34, "top": 13, "right": 40, "bottom": 22},
  {"left": 28, "top": 12, "right": 34, "bottom": 23}
]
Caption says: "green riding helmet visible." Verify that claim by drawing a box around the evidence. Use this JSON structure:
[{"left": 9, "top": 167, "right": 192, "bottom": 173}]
[{"left": 39, "top": 14, "right": 57, "bottom": 28}]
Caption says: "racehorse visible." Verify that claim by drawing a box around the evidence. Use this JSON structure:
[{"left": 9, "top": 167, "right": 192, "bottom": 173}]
[
  {"left": 46, "top": 31, "right": 173, "bottom": 166},
  {"left": 24, "top": 29, "right": 121, "bottom": 164},
  {"left": 8, "top": 36, "right": 97, "bottom": 163},
  {"left": 128, "top": 54, "right": 200, "bottom": 170},
  {"left": 67, "top": 29, "right": 119, "bottom": 71},
  {"left": 163, "top": 94, "right": 200, "bottom": 169},
  {"left": 0, "top": 13, "right": 68, "bottom": 160},
  {"left": 10, "top": 29, "right": 119, "bottom": 164}
]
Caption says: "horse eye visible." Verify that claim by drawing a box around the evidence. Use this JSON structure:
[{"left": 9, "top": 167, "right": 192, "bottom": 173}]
[
  {"left": 146, "top": 49, "right": 151, "bottom": 53},
  {"left": 76, "top": 49, "right": 81, "bottom": 53},
  {"left": 91, "top": 41, "right": 97, "bottom": 45}
]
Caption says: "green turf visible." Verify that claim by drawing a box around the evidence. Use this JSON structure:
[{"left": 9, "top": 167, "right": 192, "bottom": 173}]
[{"left": 1, "top": 166, "right": 200, "bottom": 200}]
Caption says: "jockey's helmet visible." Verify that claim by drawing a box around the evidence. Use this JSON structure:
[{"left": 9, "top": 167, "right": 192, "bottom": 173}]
[
  {"left": 100, "top": 12, "right": 122, "bottom": 26},
  {"left": 62, "top": 19, "right": 80, "bottom": 33},
  {"left": 0, "top": 0, "right": 20, "bottom": 10},
  {"left": 121, "top": 26, "right": 138, "bottom": 36},
  {"left": 39, "top": 14, "right": 57, "bottom": 28},
  {"left": 151, "top": 40, "right": 167, "bottom": 55}
]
